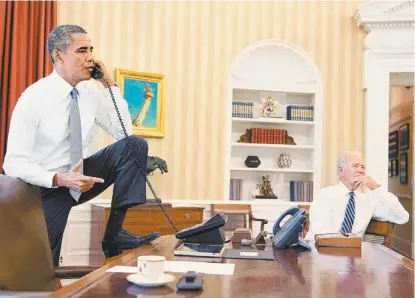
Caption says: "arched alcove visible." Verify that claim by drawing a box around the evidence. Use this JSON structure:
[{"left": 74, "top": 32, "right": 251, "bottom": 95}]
[{"left": 224, "top": 39, "right": 323, "bottom": 207}]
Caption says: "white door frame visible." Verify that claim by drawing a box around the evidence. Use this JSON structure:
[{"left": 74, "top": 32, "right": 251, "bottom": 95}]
[
  {"left": 355, "top": 1, "right": 414, "bottom": 258},
  {"left": 354, "top": 1, "right": 414, "bottom": 186}
]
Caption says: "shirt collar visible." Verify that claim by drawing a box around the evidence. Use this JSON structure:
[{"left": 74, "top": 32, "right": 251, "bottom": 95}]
[
  {"left": 337, "top": 181, "right": 355, "bottom": 196},
  {"left": 48, "top": 69, "right": 76, "bottom": 99}
]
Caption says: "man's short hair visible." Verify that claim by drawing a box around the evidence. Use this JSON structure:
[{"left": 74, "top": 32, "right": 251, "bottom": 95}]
[
  {"left": 47, "top": 25, "right": 87, "bottom": 63},
  {"left": 337, "top": 151, "right": 363, "bottom": 176}
]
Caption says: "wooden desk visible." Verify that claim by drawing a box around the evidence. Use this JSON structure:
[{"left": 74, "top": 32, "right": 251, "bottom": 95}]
[
  {"left": 102, "top": 205, "right": 204, "bottom": 236},
  {"left": 48, "top": 236, "right": 414, "bottom": 298}
]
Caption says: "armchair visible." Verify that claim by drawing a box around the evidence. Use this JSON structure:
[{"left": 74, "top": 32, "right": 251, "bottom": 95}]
[
  {"left": 211, "top": 204, "right": 268, "bottom": 232},
  {"left": 0, "top": 175, "right": 99, "bottom": 294}
]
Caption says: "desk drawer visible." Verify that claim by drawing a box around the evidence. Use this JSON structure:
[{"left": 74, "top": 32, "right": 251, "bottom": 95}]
[{"left": 118, "top": 207, "right": 204, "bottom": 236}]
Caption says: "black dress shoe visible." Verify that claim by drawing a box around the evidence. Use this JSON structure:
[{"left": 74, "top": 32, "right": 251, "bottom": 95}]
[{"left": 102, "top": 230, "right": 161, "bottom": 258}]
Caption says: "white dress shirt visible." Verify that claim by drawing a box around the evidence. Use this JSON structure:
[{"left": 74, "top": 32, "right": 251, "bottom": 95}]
[
  {"left": 304, "top": 181, "right": 409, "bottom": 241},
  {"left": 3, "top": 70, "right": 132, "bottom": 188}
]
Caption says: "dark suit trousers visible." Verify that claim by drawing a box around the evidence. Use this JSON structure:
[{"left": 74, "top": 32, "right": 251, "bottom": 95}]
[{"left": 40, "top": 136, "right": 148, "bottom": 266}]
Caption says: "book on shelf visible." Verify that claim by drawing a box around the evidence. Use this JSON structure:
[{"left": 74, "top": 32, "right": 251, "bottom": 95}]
[
  {"left": 289, "top": 181, "right": 313, "bottom": 202},
  {"left": 232, "top": 101, "right": 253, "bottom": 118},
  {"left": 229, "top": 179, "right": 243, "bottom": 200},
  {"left": 286, "top": 105, "right": 314, "bottom": 121},
  {"left": 251, "top": 128, "right": 287, "bottom": 144}
]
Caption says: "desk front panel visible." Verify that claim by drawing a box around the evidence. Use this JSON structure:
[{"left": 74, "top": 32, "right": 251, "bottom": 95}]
[{"left": 105, "top": 207, "right": 204, "bottom": 236}]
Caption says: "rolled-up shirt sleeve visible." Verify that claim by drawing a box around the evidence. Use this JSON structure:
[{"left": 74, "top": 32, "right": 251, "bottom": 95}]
[
  {"left": 94, "top": 86, "right": 132, "bottom": 139},
  {"left": 370, "top": 186, "right": 409, "bottom": 224}
]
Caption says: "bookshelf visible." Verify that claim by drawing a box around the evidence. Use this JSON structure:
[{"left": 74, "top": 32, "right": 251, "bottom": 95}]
[{"left": 224, "top": 39, "right": 323, "bottom": 206}]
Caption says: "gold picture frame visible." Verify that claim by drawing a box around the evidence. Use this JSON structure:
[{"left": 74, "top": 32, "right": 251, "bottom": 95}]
[{"left": 115, "top": 68, "right": 165, "bottom": 138}]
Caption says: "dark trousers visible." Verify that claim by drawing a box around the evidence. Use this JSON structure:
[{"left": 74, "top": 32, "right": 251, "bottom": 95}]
[{"left": 40, "top": 136, "right": 148, "bottom": 266}]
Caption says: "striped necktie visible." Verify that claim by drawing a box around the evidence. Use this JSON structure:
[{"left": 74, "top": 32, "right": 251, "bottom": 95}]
[
  {"left": 69, "top": 87, "right": 82, "bottom": 201},
  {"left": 341, "top": 191, "right": 355, "bottom": 234}
]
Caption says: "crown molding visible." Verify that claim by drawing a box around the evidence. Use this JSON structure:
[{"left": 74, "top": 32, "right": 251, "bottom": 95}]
[{"left": 354, "top": 0, "right": 414, "bottom": 32}]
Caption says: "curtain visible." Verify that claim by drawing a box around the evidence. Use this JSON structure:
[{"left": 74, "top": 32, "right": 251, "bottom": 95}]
[{"left": 0, "top": 1, "right": 56, "bottom": 172}]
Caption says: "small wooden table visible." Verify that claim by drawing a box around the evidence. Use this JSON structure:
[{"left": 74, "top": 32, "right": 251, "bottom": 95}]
[
  {"left": 48, "top": 235, "right": 414, "bottom": 298},
  {"left": 102, "top": 204, "right": 204, "bottom": 236}
]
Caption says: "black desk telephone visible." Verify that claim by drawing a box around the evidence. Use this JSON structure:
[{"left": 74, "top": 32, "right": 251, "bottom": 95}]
[
  {"left": 272, "top": 207, "right": 311, "bottom": 250},
  {"left": 92, "top": 65, "right": 226, "bottom": 244}
]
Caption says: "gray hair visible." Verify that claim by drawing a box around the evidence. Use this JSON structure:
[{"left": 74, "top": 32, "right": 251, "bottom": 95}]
[
  {"left": 337, "top": 151, "right": 363, "bottom": 177},
  {"left": 47, "top": 25, "right": 87, "bottom": 63}
]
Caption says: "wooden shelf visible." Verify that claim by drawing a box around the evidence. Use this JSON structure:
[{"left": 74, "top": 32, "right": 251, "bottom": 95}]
[
  {"left": 230, "top": 167, "right": 314, "bottom": 173},
  {"left": 232, "top": 143, "right": 314, "bottom": 149},
  {"left": 232, "top": 117, "right": 314, "bottom": 125}
]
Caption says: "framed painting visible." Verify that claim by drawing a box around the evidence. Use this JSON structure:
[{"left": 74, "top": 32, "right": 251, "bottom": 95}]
[
  {"left": 392, "top": 159, "right": 398, "bottom": 176},
  {"left": 115, "top": 68, "right": 165, "bottom": 138},
  {"left": 398, "top": 123, "right": 409, "bottom": 150},
  {"left": 399, "top": 152, "right": 408, "bottom": 184},
  {"left": 388, "top": 130, "right": 398, "bottom": 159},
  {"left": 388, "top": 160, "right": 392, "bottom": 178}
]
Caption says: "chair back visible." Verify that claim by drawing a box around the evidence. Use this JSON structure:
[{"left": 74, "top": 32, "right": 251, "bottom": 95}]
[
  {"left": 0, "top": 175, "right": 56, "bottom": 292},
  {"left": 362, "top": 219, "right": 394, "bottom": 248},
  {"left": 211, "top": 204, "right": 252, "bottom": 231}
]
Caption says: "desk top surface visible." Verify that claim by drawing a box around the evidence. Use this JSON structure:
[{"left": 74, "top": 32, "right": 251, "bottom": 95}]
[{"left": 49, "top": 236, "right": 414, "bottom": 298}]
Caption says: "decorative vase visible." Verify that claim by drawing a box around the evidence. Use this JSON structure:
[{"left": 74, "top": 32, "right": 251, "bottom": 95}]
[
  {"left": 277, "top": 153, "right": 292, "bottom": 168},
  {"left": 245, "top": 156, "right": 261, "bottom": 168}
]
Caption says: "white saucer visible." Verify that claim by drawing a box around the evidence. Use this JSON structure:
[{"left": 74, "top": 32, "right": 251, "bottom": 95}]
[{"left": 126, "top": 273, "right": 175, "bottom": 288}]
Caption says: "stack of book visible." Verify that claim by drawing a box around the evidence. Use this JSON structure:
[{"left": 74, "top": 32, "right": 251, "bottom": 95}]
[
  {"left": 289, "top": 181, "right": 313, "bottom": 202},
  {"left": 232, "top": 101, "right": 253, "bottom": 118},
  {"left": 286, "top": 105, "right": 314, "bottom": 121},
  {"left": 251, "top": 128, "right": 287, "bottom": 144},
  {"left": 229, "top": 179, "right": 243, "bottom": 200}
]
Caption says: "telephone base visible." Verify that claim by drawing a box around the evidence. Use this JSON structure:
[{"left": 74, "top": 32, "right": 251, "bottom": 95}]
[
  {"left": 181, "top": 227, "right": 225, "bottom": 245},
  {"left": 288, "top": 239, "right": 311, "bottom": 250},
  {"left": 175, "top": 213, "right": 227, "bottom": 245}
]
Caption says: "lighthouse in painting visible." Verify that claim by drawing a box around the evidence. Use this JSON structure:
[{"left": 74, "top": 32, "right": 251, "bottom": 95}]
[{"left": 133, "top": 83, "right": 154, "bottom": 127}]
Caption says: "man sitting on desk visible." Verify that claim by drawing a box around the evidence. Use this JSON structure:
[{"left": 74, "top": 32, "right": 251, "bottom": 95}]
[{"left": 305, "top": 151, "right": 409, "bottom": 241}]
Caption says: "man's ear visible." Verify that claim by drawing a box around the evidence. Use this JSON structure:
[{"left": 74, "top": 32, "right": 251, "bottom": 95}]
[{"left": 52, "top": 49, "right": 63, "bottom": 64}]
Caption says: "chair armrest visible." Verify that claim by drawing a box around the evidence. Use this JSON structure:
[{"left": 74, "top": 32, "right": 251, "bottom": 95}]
[
  {"left": 54, "top": 266, "right": 100, "bottom": 279},
  {"left": 365, "top": 220, "right": 394, "bottom": 235},
  {"left": 251, "top": 216, "right": 268, "bottom": 224}
]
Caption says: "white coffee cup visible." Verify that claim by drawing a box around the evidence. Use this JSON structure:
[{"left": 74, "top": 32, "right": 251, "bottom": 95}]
[{"left": 137, "top": 255, "right": 165, "bottom": 281}]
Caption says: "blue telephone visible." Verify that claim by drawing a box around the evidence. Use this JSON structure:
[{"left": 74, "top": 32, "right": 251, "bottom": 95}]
[{"left": 272, "top": 207, "right": 311, "bottom": 250}]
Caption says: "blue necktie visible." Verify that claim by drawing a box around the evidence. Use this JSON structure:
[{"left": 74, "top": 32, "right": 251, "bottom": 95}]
[
  {"left": 69, "top": 88, "right": 82, "bottom": 201},
  {"left": 341, "top": 191, "right": 355, "bottom": 234}
]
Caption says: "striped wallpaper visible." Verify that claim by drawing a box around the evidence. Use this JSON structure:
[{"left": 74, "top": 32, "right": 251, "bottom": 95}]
[{"left": 58, "top": 1, "right": 365, "bottom": 201}]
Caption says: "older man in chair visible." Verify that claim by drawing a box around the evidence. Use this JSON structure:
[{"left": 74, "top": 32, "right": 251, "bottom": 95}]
[
  {"left": 305, "top": 151, "right": 409, "bottom": 241},
  {"left": 3, "top": 24, "right": 168, "bottom": 265}
]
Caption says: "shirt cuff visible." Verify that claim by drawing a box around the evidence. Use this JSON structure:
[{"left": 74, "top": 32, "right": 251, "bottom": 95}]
[{"left": 42, "top": 171, "right": 58, "bottom": 188}]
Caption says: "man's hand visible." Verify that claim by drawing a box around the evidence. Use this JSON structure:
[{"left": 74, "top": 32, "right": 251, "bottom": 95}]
[
  {"left": 93, "top": 60, "right": 116, "bottom": 87},
  {"left": 54, "top": 160, "right": 104, "bottom": 192},
  {"left": 353, "top": 175, "right": 380, "bottom": 190}
]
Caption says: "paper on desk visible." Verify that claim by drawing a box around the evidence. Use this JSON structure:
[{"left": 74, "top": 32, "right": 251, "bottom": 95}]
[
  {"left": 164, "top": 261, "right": 234, "bottom": 275},
  {"left": 107, "top": 266, "right": 138, "bottom": 274},
  {"left": 107, "top": 261, "right": 235, "bottom": 276}
]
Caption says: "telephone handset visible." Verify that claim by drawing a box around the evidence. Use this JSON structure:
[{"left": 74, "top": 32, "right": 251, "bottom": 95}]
[
  {"left": 91, "top": 64, "right": 179, "bottom": 233},
  {"left": 272, "top": 207, "right": 311, "bottom": 250},
  {"left": 91, "top": 65, "right": 103, "bottom": 80}
]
